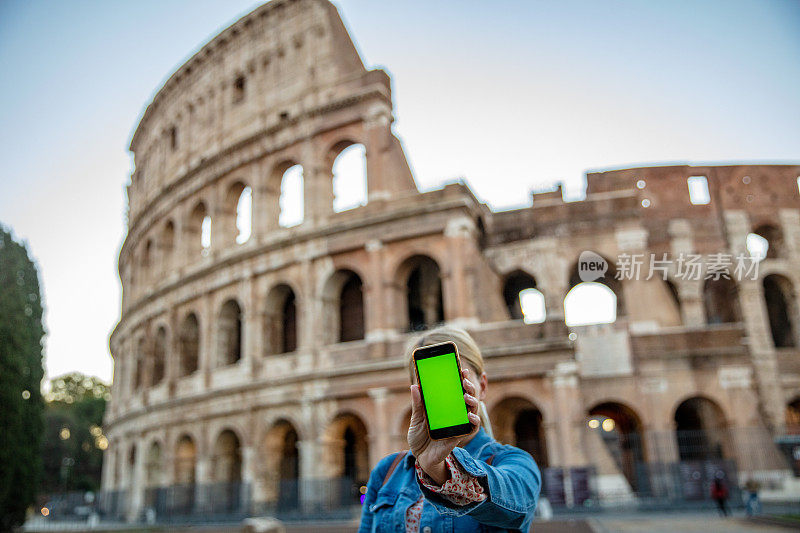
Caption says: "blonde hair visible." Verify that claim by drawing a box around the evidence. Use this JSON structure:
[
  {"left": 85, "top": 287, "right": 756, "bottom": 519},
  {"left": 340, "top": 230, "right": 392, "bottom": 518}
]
[{"left": 405, "top": 325, "right": 494, "bottom": 439}]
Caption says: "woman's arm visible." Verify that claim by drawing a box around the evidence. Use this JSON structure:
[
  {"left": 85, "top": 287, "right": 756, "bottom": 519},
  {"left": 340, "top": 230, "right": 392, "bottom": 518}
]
[{"left": 417, "top": 445, "right": 541, "bottom": 531}]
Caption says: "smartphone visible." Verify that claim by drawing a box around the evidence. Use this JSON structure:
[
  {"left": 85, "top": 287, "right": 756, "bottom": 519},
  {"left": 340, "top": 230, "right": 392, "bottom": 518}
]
[{"left": 412, "top": 341, "right": 474, "bottom": 440}]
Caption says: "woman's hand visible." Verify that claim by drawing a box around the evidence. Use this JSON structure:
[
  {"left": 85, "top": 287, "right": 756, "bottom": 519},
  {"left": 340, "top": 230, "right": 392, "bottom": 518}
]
[{"left": 408, "top": 367, "right": 481, "bottom": 485}]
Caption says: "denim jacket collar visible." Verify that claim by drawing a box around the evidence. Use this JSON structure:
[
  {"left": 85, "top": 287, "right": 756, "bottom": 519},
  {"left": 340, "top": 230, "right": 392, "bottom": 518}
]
[{"left": 403, "top": 427, "right": 492, "bottom": 467}]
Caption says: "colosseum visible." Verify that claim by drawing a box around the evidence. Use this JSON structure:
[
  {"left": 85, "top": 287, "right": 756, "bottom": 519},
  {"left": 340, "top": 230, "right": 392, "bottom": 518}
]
[{"left": 102, "top": 0, "right": 800, "bottom": 522}]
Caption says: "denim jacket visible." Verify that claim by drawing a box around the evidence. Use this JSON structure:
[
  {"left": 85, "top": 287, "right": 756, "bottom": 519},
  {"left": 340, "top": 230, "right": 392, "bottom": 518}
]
[{"left": 358, "top": 427, "right": 541, "bottom": 533}]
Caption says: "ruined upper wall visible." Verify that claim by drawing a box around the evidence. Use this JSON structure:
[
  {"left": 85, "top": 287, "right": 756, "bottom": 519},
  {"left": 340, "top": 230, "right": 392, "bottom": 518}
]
[
  {"left": 486, "top": 164, "right": 800, "bottom": 254},
  {"left": 127, "top": 0, "right": 385, "bottom": 210}
]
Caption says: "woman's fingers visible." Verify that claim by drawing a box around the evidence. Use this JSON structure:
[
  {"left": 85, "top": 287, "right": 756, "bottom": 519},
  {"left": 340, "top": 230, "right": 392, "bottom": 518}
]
[{"left": 462, "top": 372, "right": 476, "bottom": 395}]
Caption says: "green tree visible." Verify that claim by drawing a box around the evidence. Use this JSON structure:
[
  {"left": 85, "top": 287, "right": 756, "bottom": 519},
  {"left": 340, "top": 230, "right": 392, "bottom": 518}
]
[
  {"left": 0, "top": 224, "right": 45, "bottom": 530},
  {"left": 41, "top": 373, "right": 109, "bottom": 494}
]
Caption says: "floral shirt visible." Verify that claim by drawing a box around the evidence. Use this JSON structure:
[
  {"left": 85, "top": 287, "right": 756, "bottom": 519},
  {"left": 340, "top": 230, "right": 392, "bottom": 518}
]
[{"left": 406, "top": 454, "right": 487, "bottom": 533}]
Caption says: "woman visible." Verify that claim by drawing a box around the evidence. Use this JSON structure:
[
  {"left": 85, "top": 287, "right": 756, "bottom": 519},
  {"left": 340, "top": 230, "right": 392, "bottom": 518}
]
[{"left": 358, "top": 326, "right": 541, "bottom": 533}]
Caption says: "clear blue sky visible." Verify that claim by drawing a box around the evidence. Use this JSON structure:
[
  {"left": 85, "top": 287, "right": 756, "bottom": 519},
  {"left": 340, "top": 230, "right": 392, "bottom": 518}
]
[{"left": 1, "top": 0, "right": 798, "bottom": 384}]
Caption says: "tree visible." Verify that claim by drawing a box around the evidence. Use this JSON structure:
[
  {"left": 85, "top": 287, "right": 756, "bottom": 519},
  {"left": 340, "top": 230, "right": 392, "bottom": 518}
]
[
  {"left": 0, "top": 224, "right": 45, "bottom": 530},
  {"left": 41, "top": 373, "right": 109, "bottom": 494}
]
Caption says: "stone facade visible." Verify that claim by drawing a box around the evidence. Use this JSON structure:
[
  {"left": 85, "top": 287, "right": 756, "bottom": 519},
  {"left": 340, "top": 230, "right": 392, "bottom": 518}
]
[{"left": 103, "top": 0, "right": 800, "bottom": 520}]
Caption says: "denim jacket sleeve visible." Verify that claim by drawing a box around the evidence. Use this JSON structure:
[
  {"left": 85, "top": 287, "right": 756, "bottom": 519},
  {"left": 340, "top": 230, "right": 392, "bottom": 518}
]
[
  {"left": 416, "top": 445, "right": 541, "bottom": 531},
  {"left": 357, "top": 452, "right": 397, "bottom": 533}
]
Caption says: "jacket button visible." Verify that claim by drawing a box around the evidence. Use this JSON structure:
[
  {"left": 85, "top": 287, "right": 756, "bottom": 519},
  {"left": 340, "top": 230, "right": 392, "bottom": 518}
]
[{"left": 422, "top": 527, "right": 432, "bottom": 533}]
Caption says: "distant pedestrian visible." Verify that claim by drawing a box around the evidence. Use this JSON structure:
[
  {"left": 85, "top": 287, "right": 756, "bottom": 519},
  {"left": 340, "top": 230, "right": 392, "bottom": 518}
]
[
  {"left": 711, "top": 477, "right": 729, "bottom": 517},
  {"left": 744, "top": 478, "right": 761, "bottom": 516}
]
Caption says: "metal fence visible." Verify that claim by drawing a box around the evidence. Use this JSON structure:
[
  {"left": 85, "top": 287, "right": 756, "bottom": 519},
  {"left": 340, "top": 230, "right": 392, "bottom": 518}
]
[{"left": 36, "top": 428, "right": 797, "bottom": 525}]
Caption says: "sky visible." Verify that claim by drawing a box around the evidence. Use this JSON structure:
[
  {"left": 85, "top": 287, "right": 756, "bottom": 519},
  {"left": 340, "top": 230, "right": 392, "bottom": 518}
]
[{"left": 1, "top": 0, "right": 798, "bottom": 385}]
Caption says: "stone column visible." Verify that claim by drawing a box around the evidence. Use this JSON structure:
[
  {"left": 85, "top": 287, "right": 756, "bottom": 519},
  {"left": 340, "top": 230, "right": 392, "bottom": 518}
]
[
  {"left": 297, "top": 438, "right": 323, "bottom": 513},
  {"left": 200, "top": 294, "right": 215, "bottom": 388},
  {"left": 246, "top": 274, "right": 262, "bottom": 376},
  {"left": 253, "top": 159, "right": 280, "bottom": 237},
  {"left": 363, "top": 103, "right": 416, "bottom": 201},
  {"left": 738, "top": 280, "right": 784, "bottom": 431},
  {"left": 240, "top": 445, "right": 255, "bottom": 511},
  {"left": 127, "top": 437, "right": 145, "bottom": 522},
  {"left": 676, "top": 279, "right": 705, "bottom": 326},
  {"left": 302, "top": 139, "right": 334, "bottom": 228},
  {"left": 549, "top": 362, "right": 587, "bottom": 468},
  {"left": 442, "top": 216, "right": 480, "bottom": 327},
  {"left": 367, "top": 388, "right": 391, "bottom": 464}
]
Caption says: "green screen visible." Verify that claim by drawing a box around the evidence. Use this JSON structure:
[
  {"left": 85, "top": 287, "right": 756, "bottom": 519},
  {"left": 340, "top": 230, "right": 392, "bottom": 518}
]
[{"left": 416, "top": 352, "right": 469, "bottom": 430}]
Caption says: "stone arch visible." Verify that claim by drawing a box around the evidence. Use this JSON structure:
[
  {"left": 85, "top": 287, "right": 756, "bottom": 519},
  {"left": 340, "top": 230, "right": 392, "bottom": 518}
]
[
  {"left": 502, "top": 270, "right": 545, "bottom": 322},
  {"left": 144, "top": 439, "right": 163, "bottom": 489},
  {"left": 752, "top": 222, "right": 786, "bottom": 259},
  {"left": 211, "top": 428, "right": 243, "bottom": 483},
  {"left": 127, "top": 443, "right": 137, "bottom": 494},
  {"left": 322, "top": 412, "right": 370, "bottom": 485},
  {"left": 179, "top": 312, "right": 200, "bottom": 376},
  {"left": 151, "top": 325, "right": 167, "bottom": 386},
  {"left": 664, "top": 278, "right": 682, "bottom": 323},
  {"left": 174, "top": 434, "right": 198, "bottom": 484},
  {"left": 217, "top": 299, "right": 243, "bottom": 366},
  {"left": 265, "top": 283, "right": 298, "bottom": 354},
  {"left": 259, "top": 419, "right": 300, "bottom": 509},
  {"left": 141, "top": 238, "right": 154, "bottom": 283},
  {"left": 328, "top": 140, "right": 367, "bottom": 212},
  {"left": 491, "top": 397, "right": 549, "bottom": 468},
  {"left": 587, "top": 402, "right": 645, "bottom": 490},
  {"left": 134, "top": 336, "right": 146, "bottom": 390},
  {"left": 270, "top": 160, "right": 304, "bottom": 228},
  {"left": 159, "top": 220, "right": 175, "bottom": 274},
  {"left": 786, "top": 397, "right": 800, "bottom": 434},
  {"left": 222, "top": 180, "right": 252, "bottom": 245},
  {"left": 703, "top": 277, "right": 742, "bottom": 324},
  {"left": 565, "top": 256, "right": 624, "bottom": 324},
  {"left": 395, "top": 254, "right": 445, "bottom": 332},
  {"left": 188, "top": 201, "right": 210, "bottom": 257},
  {"left": 674, "top": 395, "right": 730, "bottom": 461},
  {"left": 321, "top": 269, "right": 365, "bottom": 344},
  {"left": 763, "top": 274, "right": 798, "bottom": 348}
]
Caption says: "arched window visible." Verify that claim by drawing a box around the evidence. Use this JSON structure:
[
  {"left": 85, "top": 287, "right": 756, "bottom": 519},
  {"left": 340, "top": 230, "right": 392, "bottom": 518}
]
[
  {"left": 223, "top": 182, "right": 251, "bottom": 245},
  {"left": 141, "top": 239, "right": 153, "bottom": 282},
  {"left": 763, "top": 274, "right": 797, "bottom": 348},
  {"left": 703, "top": 278, "right": 741, "bottom": 324},
  {"left": 261, "top": 420, "right": 300, "bottom": 509},
  {"left": 564, "top": 283, "right": 617, "bottom": 326},
  {"left": 145, "top": 442, "right": 163, "bottom": 488},
  {"left": 674, "top": 396, "right": 729, "bottom": 461},
  {"left": 151, "top": 326, "right": 167, "bottom": 386},
  {"left": 564, "top": 256, "right": 624, "bottom": 326},
  {"left": 188, "top": 202, "right": 209, "bottom": 257},
  {"left": 266, "top": 285, "right": 297, "bottom": 354},
  {"left": 331, "top": 143, "right": 367, "bottom": 212},
  {"left": 324, "top": 413, "right": 370, "bottom": 498},
  {"left": 217, "top": 299, "right": 243, "bottom": 366},
  {"left": 160, "top": 221, "right": 175, "bottom": 273},
  {"left": 502, "top": 270, "right": 545, "bottom": 323},
  {"left": 179, "top": 313, "right": 200, "bottom": 376},
  {"left": 212, "top": 430, "right": 242, "bottom": 490},
  {"left": 491, "top": 398, "right": 548, "bottom": 469},
  {"left": 236, "top": 186, "right": 252, "bottom": 244},
  {"left": 400, "top": 255, "right": 444, "bottom": 331},
  {"left": 279, "top": 164, "right": 304, "bottom": 228},
  {"left": 322, "top": 270, "right": 365, "bottom": 343},
  {"left": 786, "top": 399, "right": 800, "bottom": 435},
  {"left": 752, "top": 224, "right": 785, "bottom": 259},
  {"left": 340, "top": 275, "right": 365, "bottom": 341},
  {"left": 175, "top": 435, "right": 197, "bottom": 485},
  {"left": 135, "top": 338, "right": 145, "bottom": 390},
  {"left": 587, "top": 403, "right": 645, "bottom": 490}
]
